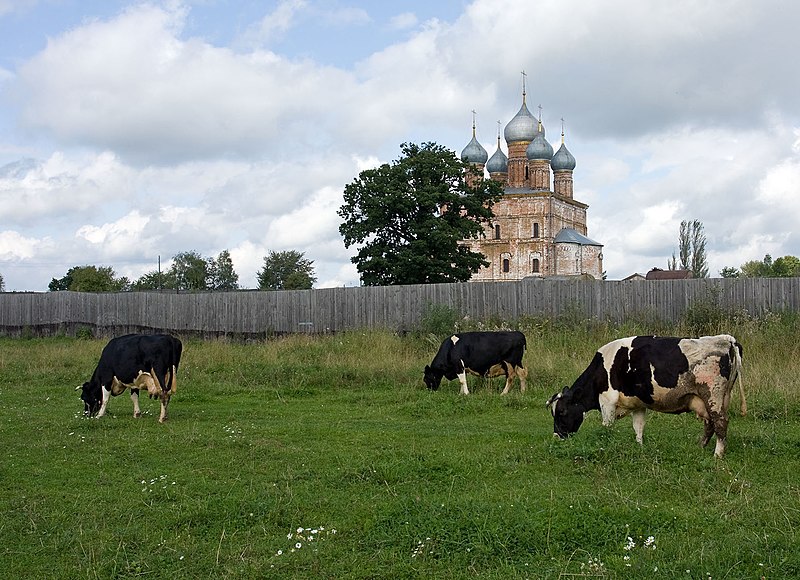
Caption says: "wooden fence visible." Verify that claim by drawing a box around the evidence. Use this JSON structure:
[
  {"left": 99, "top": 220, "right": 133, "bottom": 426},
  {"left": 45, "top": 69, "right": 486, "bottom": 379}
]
[{"left": 1, "top": 277, "right": 799, "bottom": 338}]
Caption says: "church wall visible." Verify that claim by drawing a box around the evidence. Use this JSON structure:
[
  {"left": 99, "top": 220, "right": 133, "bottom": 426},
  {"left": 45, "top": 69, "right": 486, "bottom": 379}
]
[{"left": 554, "top": 242, "right": 603, "bottom": 278}]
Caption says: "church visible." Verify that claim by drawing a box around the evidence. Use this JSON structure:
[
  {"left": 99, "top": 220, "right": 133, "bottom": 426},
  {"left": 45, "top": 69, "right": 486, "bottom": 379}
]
[{"left": 459, "top": 80, "right": 603, "bottom": 281}]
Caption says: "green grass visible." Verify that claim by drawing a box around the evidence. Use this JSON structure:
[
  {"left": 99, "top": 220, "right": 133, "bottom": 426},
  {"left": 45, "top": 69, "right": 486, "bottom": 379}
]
[{"left": 1, "top": 319, "right": 799, "bottom": 578}]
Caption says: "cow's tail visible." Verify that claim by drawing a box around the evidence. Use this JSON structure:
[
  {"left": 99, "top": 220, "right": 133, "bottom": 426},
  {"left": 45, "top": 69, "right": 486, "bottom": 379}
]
[{"left": 731, "top": 339, "right": 746, "bottom": 416}]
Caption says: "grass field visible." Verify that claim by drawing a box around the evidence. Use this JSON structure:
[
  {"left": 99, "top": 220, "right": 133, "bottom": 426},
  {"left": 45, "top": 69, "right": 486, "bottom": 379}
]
[{"left": 2, "top": 314, "right": 800, "bottom": 579}]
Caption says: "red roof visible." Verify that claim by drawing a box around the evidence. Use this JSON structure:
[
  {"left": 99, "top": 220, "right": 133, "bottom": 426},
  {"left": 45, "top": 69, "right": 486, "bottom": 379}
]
[{"left": 645, "top": 268, "right": 693, "bottom": 280}]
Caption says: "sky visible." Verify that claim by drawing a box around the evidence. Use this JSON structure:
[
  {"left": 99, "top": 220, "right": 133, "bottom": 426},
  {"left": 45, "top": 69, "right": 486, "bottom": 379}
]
[{"left": 1, "top": 0, "right": 799, "bottom": 291}]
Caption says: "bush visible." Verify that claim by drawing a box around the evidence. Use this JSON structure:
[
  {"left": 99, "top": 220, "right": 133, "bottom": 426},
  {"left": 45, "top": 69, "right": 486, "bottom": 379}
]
[{"left": 417, "top": 303, "right": 461, "bottom": 338}]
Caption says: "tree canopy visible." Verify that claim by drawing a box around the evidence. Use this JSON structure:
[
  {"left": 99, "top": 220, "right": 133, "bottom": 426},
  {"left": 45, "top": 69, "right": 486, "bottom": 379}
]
[
  {"left": 48, "top": 265, "right": 130, "bottom": 292},
  {"left": 208, "top": 250, "right": 239, "bottom": 290},
  {"left": 338, "top": 142, "right": 503, "bottom": 286},
  {"left": 132, "top": 250, "right": 239, "bottom": 291},
  {"left": 257, "top": 250, "right": 316, "bottom": 290},
  {"left": 669, "top": 219, "right": 708, "bottom": 278},
  {"left": 0, "top": 272, "right": 5, "bottom": 292},
  {"left": 725, "top": 254, "right": 800, "bottom": 278}
]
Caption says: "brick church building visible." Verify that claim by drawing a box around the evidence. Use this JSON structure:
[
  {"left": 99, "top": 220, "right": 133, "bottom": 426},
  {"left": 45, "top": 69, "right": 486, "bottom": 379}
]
[{"left": 459, "top": 80, "right": 603, "bottom": 281}]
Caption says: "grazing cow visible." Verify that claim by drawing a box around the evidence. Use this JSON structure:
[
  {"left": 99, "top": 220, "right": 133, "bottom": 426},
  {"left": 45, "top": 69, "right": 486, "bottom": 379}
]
[
  {"left": 546, "top": 334, "right": 745, "bottom": 458},
  {"left": 78, "top": 333, "right": 182, "bottom": 423},
  {"left": 424, "top": 331, "right": 528, "bottom": 395}
]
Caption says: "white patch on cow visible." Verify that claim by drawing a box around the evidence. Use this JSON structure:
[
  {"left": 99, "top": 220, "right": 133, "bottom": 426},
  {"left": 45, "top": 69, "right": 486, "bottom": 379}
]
[
  {"left": 131, "top": 390, "right": 142, "bottom": 418},
  {"left": 96, "top": 386, "right": 112, "bottom": 418},
  {"left": 632, "top": 409, "right": 646, "bottom": 444},
  {"left": 598, "top": 389, "right": 620, "bottom": 426},
  {"left": 457, "top": 363, "right": 469, "bottom": 395},
  {"left": 546, "top": 394, "right": 559, "bottom": 416},
  {"left": 450, "top": 335, "right": 459, "bottom": 345}
]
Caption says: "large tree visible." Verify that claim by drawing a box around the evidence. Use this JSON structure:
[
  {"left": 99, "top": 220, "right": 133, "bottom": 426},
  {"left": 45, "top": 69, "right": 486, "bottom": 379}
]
[
  {"left": 48, "top": 265, "right": 130, "bottom": 292},
  {"left": 257, "top": 250, "right": 316, "bottom": 290},
  {"left": 0, "top": 272, "right": 4, "bottom": 292},
  {"left": 132, "top": 251, "right": 214, "bottom": 291},
  {"left": 338, "top": 142, "right": 503, "bottom": 285},
  {"left": 169, "top": 251, "right": 211, "bottom": 290},
  {"left": 209, "top": 249, "right": 239, "bottom": 290},
  {"left": 670, "top": 219, "right": 708, "bottom": 278},
  {"left": 132, "top": 269, "right": 176, "bottom": 290}
]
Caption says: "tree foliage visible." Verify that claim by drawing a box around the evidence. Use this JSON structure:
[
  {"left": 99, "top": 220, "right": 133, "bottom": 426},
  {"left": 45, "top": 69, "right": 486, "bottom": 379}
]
[
  {"left": 208, "top": 250, "right": 239, "bottom": 290},
  {"left": 169, "top": 251, "right": 210, "bottom": 290},
  {"left": 0, "top": 272, "right": 5, "bottom": 292},
  {"left": 338, "top": 142, "right": 503, "bottom": 286},
  {"left": 48, "top": 265, "right": 130, "bottom": 292},
  {"left": 132, "top": 269, "right": 175, "bottom": 291},
  {"left": 735, "top": 254, "right": 800, "bottom": 278},
  {"left": 670, "top": 219, "right": 708, "bottom": 278},
  {"left": 133, "top": 250, "right": 239, "bottom": 291},
  {"left": 257, "top": 250, "right": 316, "bottom": 290}
]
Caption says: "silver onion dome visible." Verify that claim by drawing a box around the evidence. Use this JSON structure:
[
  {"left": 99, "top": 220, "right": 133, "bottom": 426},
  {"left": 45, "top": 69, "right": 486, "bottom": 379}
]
[
  {"left": 551, "top": 142, "right": 576, "bottom": 170},
  {"left": 503, "top": 101, "right": 537, "bottom": 143},
  {"left": 461, "top": 135, "right": 488, "bottom": 164},
  {"left": 526, "top": 130, "right": 554, "bottom": 161},
  {"left": 486, "top": 144, "right": 508, "bottom": 173}
]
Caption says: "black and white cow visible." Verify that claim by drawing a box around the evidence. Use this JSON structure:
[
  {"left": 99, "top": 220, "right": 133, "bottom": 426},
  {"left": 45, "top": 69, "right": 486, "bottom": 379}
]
[
  {"left": 78, "top": 333, "right": 183, "bottom": 423},
  {"left": 546, "top": 334, "right": 745, "bottom": 458},
  {"left": 424, "top": 331, "right": 528, "bottom": 395}
]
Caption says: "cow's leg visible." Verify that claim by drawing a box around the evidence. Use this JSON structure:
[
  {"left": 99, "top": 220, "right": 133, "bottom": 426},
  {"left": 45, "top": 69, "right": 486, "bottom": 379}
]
[
  {"left": 517, "top": 366, "right": 528, "bottom": 393},
  {"left": 632, "top": 409, "right": 646, "bottom": 444},
  {"left": 598, "top": 390, "right": 619, "bottom": 426},
  {"left": 500, "top": 364, "right": 515, "bottom": 395},
  {"left": 169, "top": 365, "right": 178, "bottom": 395},
  {"left": 712, "top": 390, "right": 732, "bottom": 458},
  {"left": 159, "top": 393, "right": 170, "bottom": 423},
  {"left": 96, "top": 386, "right": 112, "bottom": 418},
  {"left": 457, "top": 372, "right": 470, "bottom": 395},
  {"left": 712, "top": 415, "right": 728, "bottom": 458},
  {"left": 130, "top": 388, "right": 142, "bottom": 418},
  {"left": 700, "top": 417, "right": 714, "bottom": 448}
]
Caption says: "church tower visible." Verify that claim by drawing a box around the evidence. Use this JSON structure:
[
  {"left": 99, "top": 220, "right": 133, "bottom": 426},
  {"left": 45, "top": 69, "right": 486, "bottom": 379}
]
[{"left": 460, "top": 75, "right": 603, "bottom": 281}]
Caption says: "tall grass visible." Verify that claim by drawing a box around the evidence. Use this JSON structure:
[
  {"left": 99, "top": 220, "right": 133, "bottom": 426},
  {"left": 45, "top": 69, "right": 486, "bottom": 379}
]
[{"left": 1, "top": 314, "right": 799, "bottom": 578}]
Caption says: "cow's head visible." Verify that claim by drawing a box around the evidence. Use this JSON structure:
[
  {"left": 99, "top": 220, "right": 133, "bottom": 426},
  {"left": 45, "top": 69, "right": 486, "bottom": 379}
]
[
  {"left": 546, "top": 386, "right": 585, "bottom": 439},
  {"left": 77, "top": 382, "right": 101, "bottom": 416},
  {"left": 423, "top": 365, "right": 443, "bottom": 391}
]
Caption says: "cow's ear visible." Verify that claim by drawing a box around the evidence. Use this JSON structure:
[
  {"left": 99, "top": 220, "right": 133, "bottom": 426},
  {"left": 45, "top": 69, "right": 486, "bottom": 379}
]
[
  {"left": 424, "top": 365, "right": 431, "bottom": 373},
  {"left": 545, "top": 392, "right": 561, "bottom": 408}
]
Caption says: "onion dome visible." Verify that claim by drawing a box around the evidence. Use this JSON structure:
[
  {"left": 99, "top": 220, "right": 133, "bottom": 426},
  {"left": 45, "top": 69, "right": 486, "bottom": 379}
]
[
  {"left": 486, "top": 130, "right": 508, "bottom": 173},
  {"left": 461, "top": 134, "right": 488, "bottom": 164},
  {"left": 525, "top": 127, "right": 554, "bottom": 160},
  {"left": 503, "top": 100, "right": 537, "bottom": 143},
  {"left": 551, "top": 142, "right": 576, "bottom": 170}
]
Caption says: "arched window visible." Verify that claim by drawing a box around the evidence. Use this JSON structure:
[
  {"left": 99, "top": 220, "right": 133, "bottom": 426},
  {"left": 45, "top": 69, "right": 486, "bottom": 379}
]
[
  {"left": 525, "top": 166, "right": 529, "bottom": 180},
  {"left": 502, "top": 258, "right": 510, "bottom": 273},
  {"left": 494, "top": 224, "right": 501, "bottom": 239},
  {"left": 532, "top": 223, "right": 540, "bottom": 238},
  {"left": 532, "top": 258, "right": 540, "bottom": 273}
]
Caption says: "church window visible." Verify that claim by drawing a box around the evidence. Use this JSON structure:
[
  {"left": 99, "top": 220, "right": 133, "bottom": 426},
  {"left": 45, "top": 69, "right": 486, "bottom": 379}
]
[
  {"left": 532, "top": 223, "right": 540, "bottom": 238},
  {"left": 494, "top": 224, "right": 501, "bottom": 239},
  {"left": 502, "top": 258, "right": 510, "bottom": 273},
  {"left": 532, "top": 258, "right": 540, "bottom": 273}
]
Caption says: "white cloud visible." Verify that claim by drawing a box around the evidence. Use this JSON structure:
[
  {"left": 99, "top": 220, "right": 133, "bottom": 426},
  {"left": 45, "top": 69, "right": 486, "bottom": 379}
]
[
  {"left": 238, "top": 0, "right": 308, "bottom": 46},
  {"left": 389, "top": 12, "right": 418, "bottom": 30}
]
